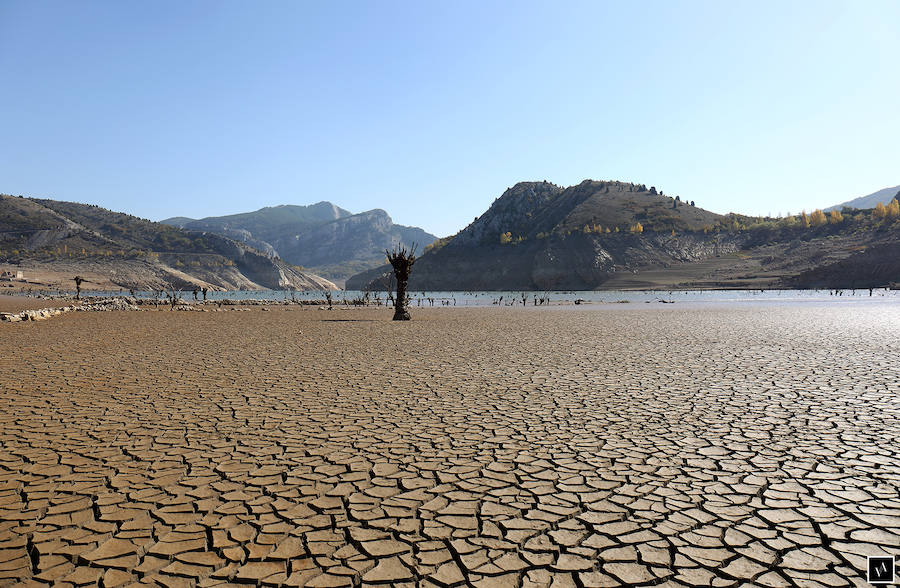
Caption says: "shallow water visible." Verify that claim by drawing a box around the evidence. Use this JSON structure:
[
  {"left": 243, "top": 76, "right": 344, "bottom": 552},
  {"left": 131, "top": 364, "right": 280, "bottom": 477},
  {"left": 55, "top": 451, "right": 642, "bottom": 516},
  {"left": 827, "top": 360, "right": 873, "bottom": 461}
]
[{"left": 50, "top": 287, "right": 900, "bottom": 307}]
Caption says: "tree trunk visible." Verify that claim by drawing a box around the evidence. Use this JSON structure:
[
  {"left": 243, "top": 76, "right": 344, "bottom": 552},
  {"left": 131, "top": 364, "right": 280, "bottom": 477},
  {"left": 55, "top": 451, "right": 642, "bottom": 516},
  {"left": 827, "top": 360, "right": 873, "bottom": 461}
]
[
  {"left": 393, "top": 268, "right": 410, "bottom": 320},
  {"left": 386, "top": 246, "right": 416, "bottom": 321}
]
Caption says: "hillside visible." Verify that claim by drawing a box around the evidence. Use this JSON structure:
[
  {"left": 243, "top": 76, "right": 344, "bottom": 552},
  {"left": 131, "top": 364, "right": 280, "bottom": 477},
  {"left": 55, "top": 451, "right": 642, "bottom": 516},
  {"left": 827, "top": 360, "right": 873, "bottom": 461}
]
[
  {"left": 826, "top": 185, "right": 900, "bottom": 211},
  {"left": 163, "top": 203, "right": 437, "bottom": 285},
  {"left": 449, "top": 180, "right": 721, "bottom": 246},
  {"left": 348, "top": 180, "right": 900, "bottom": 291},
  {"left": 0, "top": 195, "right": 336, "bottom": 291},
  {"left": 164, "top": 202, "right": 352, "bottom": 239}
]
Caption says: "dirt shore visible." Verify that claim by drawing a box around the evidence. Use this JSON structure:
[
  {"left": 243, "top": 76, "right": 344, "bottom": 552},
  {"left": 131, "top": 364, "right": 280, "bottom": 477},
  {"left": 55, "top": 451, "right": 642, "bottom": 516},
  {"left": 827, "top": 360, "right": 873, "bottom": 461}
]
[
  {"left": 0, "top": 295, "right": 63, "bottom": 313},
  {"left": 1, "top": 305, "right": 898, "bottom": 586}
]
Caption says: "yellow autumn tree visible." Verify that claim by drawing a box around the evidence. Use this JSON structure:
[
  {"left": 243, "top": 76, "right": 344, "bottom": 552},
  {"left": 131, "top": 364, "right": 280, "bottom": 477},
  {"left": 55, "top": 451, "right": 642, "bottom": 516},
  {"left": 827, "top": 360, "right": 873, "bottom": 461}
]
[
  {"left": 829, "top": 210, "right": 843, "bottom": 224},
  {"left": 499, "top": 232, "right": 512, "bottom": 244},
  {"left": 809, "top": 209, "right": 826, "bottom": 227},
  {"left": 873, "top": 202, "right": 887, "bottom": 220},
  {"left": 799, "top": 211, "right": 810, "bottom": 228},
  {"left": 630, "top": 222, "right": 643, "bottom": 233},
  {"left": 887, "top": 198, "right": 900, "bottom": 220}
]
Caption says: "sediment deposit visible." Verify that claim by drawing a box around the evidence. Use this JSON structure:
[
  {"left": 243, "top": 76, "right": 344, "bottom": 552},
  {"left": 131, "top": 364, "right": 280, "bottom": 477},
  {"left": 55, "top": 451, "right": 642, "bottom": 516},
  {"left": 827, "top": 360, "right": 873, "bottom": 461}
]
[{"left": 1, "top": 304, "right": 898, "bottom": 586}]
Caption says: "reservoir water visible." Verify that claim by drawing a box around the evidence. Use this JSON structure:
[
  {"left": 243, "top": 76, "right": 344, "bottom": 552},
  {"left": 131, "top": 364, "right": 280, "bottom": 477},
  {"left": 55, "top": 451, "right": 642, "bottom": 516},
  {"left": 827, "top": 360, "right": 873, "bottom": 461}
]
[{"left": 56, "top": 287, "right": 899, "bottom": 306}]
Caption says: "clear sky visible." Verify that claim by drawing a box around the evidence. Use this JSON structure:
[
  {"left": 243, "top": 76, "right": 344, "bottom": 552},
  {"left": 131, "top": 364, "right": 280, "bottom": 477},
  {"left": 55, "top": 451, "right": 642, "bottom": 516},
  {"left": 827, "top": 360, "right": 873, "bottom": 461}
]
[{"left": 1, "top": 1, "right": 898, "bottom": 237}]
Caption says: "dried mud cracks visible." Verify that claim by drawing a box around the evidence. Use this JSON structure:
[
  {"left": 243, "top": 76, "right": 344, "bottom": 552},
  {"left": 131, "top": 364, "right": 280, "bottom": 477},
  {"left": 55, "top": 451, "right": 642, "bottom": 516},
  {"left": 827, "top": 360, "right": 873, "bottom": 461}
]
[{"left": 1, "top": 305, "right": 898, "bottom": 586}]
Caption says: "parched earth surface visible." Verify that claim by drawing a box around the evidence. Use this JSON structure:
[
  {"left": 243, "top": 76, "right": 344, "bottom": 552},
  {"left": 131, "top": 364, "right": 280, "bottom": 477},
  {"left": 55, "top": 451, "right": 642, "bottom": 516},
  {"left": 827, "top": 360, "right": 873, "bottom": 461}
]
[
  {"left": 1, "top": 304, "right": 898, "bottom": 587},
  {"left": 0, "top": 296, "right": 63, "bottom": 313}
]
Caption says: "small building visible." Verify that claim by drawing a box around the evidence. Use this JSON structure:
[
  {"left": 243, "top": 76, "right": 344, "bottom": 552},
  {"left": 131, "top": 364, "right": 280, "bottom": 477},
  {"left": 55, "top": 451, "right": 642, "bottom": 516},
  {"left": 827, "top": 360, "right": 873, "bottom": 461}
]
[{"left": 0, "top": 270, "right": 25, "bottom": 281}]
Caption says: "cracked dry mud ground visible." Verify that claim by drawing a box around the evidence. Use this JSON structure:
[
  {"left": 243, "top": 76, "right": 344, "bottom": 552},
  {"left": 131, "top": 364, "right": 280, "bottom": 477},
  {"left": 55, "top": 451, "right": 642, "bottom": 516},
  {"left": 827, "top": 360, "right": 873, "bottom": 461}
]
[{"left": 1, "top": 304, "right": 899, "bottom": 587}]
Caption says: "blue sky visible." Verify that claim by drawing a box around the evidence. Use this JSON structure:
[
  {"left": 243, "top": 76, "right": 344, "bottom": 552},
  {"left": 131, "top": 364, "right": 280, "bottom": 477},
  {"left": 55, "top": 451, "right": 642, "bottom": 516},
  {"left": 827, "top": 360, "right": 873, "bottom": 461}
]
[{"left": 1, "top": 1, "right": 898, "bottom": 237}]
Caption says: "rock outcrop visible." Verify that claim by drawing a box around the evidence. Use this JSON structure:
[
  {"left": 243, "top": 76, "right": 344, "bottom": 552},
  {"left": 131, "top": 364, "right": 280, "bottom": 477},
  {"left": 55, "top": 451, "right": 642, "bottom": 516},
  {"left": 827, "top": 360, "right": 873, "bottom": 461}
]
[
  {"left": 350, "top": 180, "right": 734, "bottom": 291},
  {"left": 349, "top": 179, "right": 900, "bottom": 291},
  {"left": 163, "top": 203, "right": 437, "bottom": 283}
]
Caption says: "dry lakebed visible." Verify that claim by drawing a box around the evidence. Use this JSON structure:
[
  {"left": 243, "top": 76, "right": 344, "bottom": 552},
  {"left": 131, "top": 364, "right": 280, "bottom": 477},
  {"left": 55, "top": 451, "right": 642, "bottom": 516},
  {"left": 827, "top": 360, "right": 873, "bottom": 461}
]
[{"left": 1, "top": 300, "right": 898, "bottom": 586}]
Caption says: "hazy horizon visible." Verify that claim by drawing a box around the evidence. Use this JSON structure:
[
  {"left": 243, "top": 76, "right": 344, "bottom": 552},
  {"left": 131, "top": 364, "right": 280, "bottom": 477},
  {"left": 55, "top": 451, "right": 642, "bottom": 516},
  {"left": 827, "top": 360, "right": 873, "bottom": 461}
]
[{"left": 1, "top": 1, "right": 898, "bottom": 237}]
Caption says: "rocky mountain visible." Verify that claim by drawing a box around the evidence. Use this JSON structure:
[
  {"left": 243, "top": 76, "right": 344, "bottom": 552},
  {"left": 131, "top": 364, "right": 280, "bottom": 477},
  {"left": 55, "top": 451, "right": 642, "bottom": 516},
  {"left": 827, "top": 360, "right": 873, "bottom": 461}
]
[
  {"left": 163, "top": 202, "right": 437, "bottom": 285},
  {"left": 826, "top": 185, "right": 900, "bottom": 211},
  {"left": 348, "top": 180, "right": 900, "bottom": 291},
  {"left": 448, "top": 180, "right": 721, "bottom": 244},
  {"left": 0, "top": 195, "right": 336, "bottom": 291},
  {"left": 164, "top": 202, "right": 352, "bottom": 239}
]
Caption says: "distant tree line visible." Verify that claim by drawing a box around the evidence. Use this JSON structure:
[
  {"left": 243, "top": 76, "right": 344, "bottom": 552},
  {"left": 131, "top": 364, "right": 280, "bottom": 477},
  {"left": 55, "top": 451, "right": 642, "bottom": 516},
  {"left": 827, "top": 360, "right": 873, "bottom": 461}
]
[{"left": 493, "top": 198, "right": 900, "bottom": 245}]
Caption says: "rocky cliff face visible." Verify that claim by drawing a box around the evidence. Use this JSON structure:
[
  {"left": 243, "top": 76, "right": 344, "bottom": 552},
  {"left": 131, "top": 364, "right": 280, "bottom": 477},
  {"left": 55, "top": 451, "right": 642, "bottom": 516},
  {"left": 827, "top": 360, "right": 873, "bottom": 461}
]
[
  {"left": 279, "top": 209, "right": 396, "bottom": 266},
  {"left": 350, "top": 179, "right": 900, "bottom": 291},
  {"left": 204, "top": 226, "right": 278, "bottom": 258},
  {"left": 529, "top": 232, "right": 742, "bottom": 290},
  {"left": 165, "top": 202, "right": 352, "bottom": 239},
  {"left": 784, "top": 240, "right": 900, "bottom": 289},
  {"left": 348, "top": 181, "right": 900, "bottom": 291},
  {"left": 163, "top": 203, "right": 437, "bottom": 283},
  {"left": 450, "top": 181, "right": 565, "bottom": 247},
  {"left": 449, "top": 180, "right": 722, "bottom": 248},
  {"left": 231, "top": 245, "right": 335, "bottom": 290},
  {"left": 352, "top": 231, "right": 744, "bottom": 291},
  {"left": 348, "top": 179, "right": 736, "bottom": 291}
]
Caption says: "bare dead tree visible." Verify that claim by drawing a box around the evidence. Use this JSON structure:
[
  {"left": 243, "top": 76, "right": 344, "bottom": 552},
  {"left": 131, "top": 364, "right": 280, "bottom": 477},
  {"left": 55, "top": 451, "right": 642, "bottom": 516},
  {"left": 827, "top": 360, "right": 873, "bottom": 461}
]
[
  {"left": 74, "top": 276, "right": 84, "bottom": 300},
  {"left": 164, "top": 283, "right": 181, "bottom": 310},
  {"left": 386, "top": 244, "right": 417, "bottom": 321}
]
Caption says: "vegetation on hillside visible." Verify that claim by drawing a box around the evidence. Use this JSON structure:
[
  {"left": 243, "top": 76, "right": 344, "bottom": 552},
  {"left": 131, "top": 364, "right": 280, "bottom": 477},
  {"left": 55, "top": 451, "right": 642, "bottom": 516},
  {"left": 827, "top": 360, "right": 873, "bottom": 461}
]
[
  {"left": 0, "top": 195, "right": 235, "bottom": 264},
  {"left": 488, "top": 201, "right": 900, "bottom": 247},
  {"left": 35, "top": 199, "right": 225, "bottom": 253},
  {"left": 0, "top": 195, "right": 336, "bottom": 291},
  {"left": 350, "top": 181, "right": 900, "bottom": 292}
]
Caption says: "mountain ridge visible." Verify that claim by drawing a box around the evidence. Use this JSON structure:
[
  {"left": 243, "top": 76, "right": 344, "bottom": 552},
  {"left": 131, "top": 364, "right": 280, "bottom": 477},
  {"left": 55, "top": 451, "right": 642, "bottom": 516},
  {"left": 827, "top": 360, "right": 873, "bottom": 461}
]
[
  {"left": 348, "top": 179, "right": 900, "bottom": 291},
  {"left": 162, "top": 202, "right": 437, "bottom": 285},
  {"left": 826, "top": 185, "right": 900, "bottom": 212},
  {"left": 0, "top": 195, "right": 337, "bottom": 291}
]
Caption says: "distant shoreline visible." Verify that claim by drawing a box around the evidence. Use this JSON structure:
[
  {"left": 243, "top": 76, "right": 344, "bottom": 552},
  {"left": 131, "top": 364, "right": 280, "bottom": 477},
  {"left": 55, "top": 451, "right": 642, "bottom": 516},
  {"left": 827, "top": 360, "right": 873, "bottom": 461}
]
[{"left": 2, "top": 286, "right": 895, "bottom": 317}]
